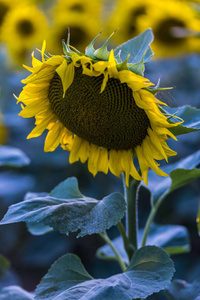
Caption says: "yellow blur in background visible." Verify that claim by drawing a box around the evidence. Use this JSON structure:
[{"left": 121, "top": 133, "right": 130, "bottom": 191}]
[{"left": 0, "top": 0, "right": 199, "bottom": 66}]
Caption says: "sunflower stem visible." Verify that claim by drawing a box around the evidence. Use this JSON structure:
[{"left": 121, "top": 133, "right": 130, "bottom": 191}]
[
  {"left": 122, "top": 174, "right": 140, "bottom": 260},
  {"left": 99, "top": 231, "right": 127, "bottom": 272},
  {"left": 141, "top": 194, "right": 166, "bottom": 247}
]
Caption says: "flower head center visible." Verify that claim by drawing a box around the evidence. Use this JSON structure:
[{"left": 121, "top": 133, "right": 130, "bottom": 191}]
[
  {"left": 48, "top": 66, "right": 150, "bottom": 150},
  {"left": 70, "top": 4, "right": 85, "bottom": 13},
  {"left": 155, "top": 18, "right": 186, "bottom": 45},
  {"left": 16, "top": 19, "right": 35, "bottom": 37}
]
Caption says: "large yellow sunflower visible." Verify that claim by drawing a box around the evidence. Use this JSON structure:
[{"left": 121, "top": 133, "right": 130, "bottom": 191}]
[
  {"left": 138, "top": 0, "right": 200, "bottom": 57},
  {"left": 1, "top": 4, "right": 49, "bottom": 64},
  {"left": 17, "top": 38, "right": 181, "bottom": 186}
]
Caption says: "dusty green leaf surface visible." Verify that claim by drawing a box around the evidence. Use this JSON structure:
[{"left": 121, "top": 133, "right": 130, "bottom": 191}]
[
  {"left": 142, "top": 150, "right": 200, "bottom": 206},
  {"left": 0, "top": 286, "right": 33, "bottom": 300},
  {"left": 168, "top": 105, "right": 200, "bottom": 136},
  {"left": 0, "top": 177, "right": 126, "bottom": 237},
  {"left": 35, "top": 246, "right": 174, "bottom": 300}
]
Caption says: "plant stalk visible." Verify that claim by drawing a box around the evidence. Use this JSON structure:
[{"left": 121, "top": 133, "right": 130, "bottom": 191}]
[
  {"left": 141, "top": 193, "right": 167, "bottom": 247},
  {"left": 122, "top": 174, "right": 140, "bottom": 259},
  {"left": 99, "top": 231, "right": 127, "bottom": 272}
]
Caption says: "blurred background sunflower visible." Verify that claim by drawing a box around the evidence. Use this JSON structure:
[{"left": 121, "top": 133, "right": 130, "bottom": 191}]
[
  {"left": 0, "top": 4, "right": 49, "bottom": 66},
  {"left": 138, "top": 0, "right": 200, "bottom": 57},
  {"left": 0, "top": 0, "right": 199, "bottom": 298}
]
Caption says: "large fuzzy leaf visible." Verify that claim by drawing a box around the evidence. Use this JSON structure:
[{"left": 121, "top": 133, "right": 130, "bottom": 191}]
[
  {"left": 0, "top": 177, "right": 126, "bottom": 237},
  {"left": 35, "top": 246, "right": 174, "bottom": 300},
  {"left": 142, "top": 150, "right": 200, "bottom": 206},
  {"left": 167, "top": 105, "right": 200, "bottom": 136},
  {"left": 114, "top": 29, "right": 154, "bottom": 64}
]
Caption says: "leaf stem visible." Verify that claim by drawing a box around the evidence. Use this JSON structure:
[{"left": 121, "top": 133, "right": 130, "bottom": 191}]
[
  {"left": 99, "top": 231, "right": 127, "bottom": 272},
  {"left": 141, "top": 193, "right": 167, "bottom": 247},
  {"left": 117, "top": 221, "right": 133, "bottom": 262},
  {"left": 122, "top": 174, "right": 140, "bottom": 259}
]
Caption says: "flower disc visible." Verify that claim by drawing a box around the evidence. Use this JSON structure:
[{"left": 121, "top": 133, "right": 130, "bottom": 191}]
[
  {"left": 154, "top": 18, "right": 186, "bottom": 45},
  {"left": 49, "top": 66, "right": 150, "bottom": 150}
]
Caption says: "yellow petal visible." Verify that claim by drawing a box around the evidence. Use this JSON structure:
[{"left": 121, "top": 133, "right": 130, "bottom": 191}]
[
  {"left": 97, "top": 147, "right": 109, "bottom": 174},
  {"left": 87, "top": 144, "right": 100, "bottom": 176},
  {"left": 79, "top": 139, "right": 90, "bottom": 163},
  {"left": 147, "top": 128, "right": 168, "bottom": 161},
  {"left": 100, "top": 72, "right": 109, "bottom": 93},
  {"left": 135, "top": 145, "right": 149, "bottom": 185},
  {"left": 41, "top": 40, "right": 46, "bottom": 63},
  {"left": 141, "top": 139, "right": 168, "bottom": 177},
  {"left": 69, "top": 136, "right": 84, "bottom": 164},
  {"left": 109, "top": 149, "right": 123, "bottom": 177},
  {"left": 18, "top": 100, "right": 49, "bottom": 118},
  {"left": 56, "top": 60, "right": 75, "bottom": 97},
  {"left": 108, "top": 49, "right": 118, "bottom": 78},
  {"left": 27, "top": 112, "right": 55, "bottom": 139},
  {"left": 93, "top": 61, "right": 109, "bottom": 73},
  {"left": 44, "top": 122, "right": 62, "bottom": 152}
]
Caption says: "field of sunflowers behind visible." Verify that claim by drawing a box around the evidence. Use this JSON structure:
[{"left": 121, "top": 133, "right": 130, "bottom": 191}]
[{"left": 0, "top": 0, "right": 200, "bottom": 299}]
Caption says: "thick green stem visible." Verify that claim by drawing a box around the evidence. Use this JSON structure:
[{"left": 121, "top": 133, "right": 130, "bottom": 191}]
[
  {"left": 141, "top": 193, "right": 167, "bottom": 247},
  {"left": 99, "top": 231, "right": 127, "bottom": 272},
  {"left": 122, "top": 174, "right": 140, "bottom": 258}
]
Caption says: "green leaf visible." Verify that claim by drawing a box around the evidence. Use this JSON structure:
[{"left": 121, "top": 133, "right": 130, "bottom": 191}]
[
  {"left": 114, "top": 29, "right": 154, "bottom": 64},
  {"left": 165, "top": 279, "right": 200, "bottom": 300},
  {"left": 24, "top": 192, "right": 53, "bottom": 235},
  {"left": 0, "top": 255, "right": 10, "bottom": 279},
  {"left": 0, "top": 177, "right": 126, "bottom": 237},
  {"left": 142, "top": 150, "right": 200, "bottom": 206},
  {"left": 169, "top": 168, "right": 200, "bottom": 192},
  {"left": 141, "top": 224, "right": 190, "bottom": 255},
  {"left": 97, "top": 224, "right": 190, "bottom": 264},
  {"left": 35, "top": 253, "right": 93, "bottom": 299},
  {"left": 167, "top": 105, "right": 200, "bottom": 136},
  {"left": 35, "top": 246, "right": 174, "bottom": 300},
  {"left": 128, "top": 60, "right": 145, "bottom": 76},
  {"left": 0, "top": 146, "right": 30, "bottom": 167},
  {"left": 26, "top": 222, "right": 52, "bottom": 236},
  {"left": 0, "top": 286, "right": 34, "bottom": 300}
]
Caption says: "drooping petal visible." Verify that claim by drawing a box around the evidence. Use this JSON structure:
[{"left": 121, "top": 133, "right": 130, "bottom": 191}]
[{"left": 56, "top": 60, "right": 75, "bottom": 96}]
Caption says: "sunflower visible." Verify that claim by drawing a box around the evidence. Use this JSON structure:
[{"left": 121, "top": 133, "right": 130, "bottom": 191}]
[
  {"left": 17, "top": 35, "right": 181, "bottom": 186},
  {"left": 1, "top": 5, "right": 49, "bottom": 64},
  {"left": 47, "top": 12, "right": 102, "bottom": 54},
  {"left": 0, "top": 0, "right": 23, "bottom": 40},
  {"left": 105, "top": 0, "right": 154, "bottom": 44},
  {"left": 138, "top": 0, "right": 200, "bottom": 57}
]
